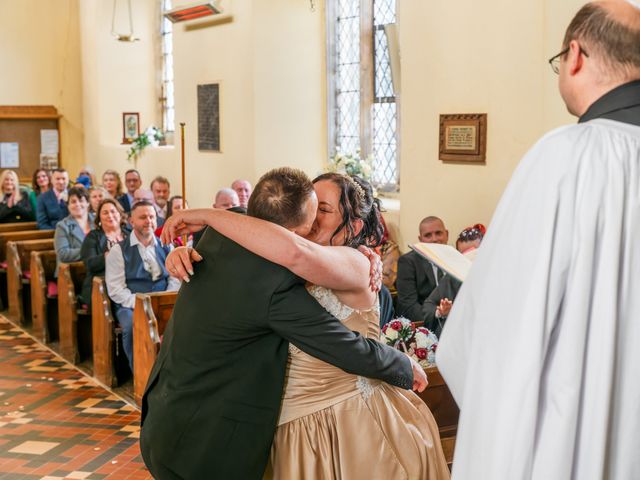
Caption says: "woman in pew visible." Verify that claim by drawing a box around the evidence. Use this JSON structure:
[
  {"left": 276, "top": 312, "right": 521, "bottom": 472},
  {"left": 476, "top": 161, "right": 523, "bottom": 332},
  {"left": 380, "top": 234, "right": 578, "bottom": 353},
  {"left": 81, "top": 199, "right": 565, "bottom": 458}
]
[
  {"left": 29, "top": 168, "right": 51, "bottom": 213},
  {"left": 88, "top": 186, "right": 109, "bottom": 215},
  {"left": 79, "top": 198, "right": 129, "bottom": 306},
  {"left": 101, "top": 170, "right": 123, "bottom": 200},
  {"left": 0, "top": 170, "right": 35, "bottom": 223},
  {"left": 154, "top": 195, "right": 189, "bottom": 245},
  {"left": 54, "top": 187, "right": 94, "bottom": 276}
]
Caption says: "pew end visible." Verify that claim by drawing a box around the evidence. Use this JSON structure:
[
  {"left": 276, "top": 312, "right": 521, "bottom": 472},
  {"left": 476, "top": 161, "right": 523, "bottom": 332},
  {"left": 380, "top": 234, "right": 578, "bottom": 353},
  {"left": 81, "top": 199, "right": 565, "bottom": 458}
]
[
  {"left": 30, "top": 250, "right": 58, "bottom": 343},
  {"left": 58, "top": 262, "right": 90, "bottom": 365},
  {"left": 133, "top": 291, "right": 177, "bottom": 406}
]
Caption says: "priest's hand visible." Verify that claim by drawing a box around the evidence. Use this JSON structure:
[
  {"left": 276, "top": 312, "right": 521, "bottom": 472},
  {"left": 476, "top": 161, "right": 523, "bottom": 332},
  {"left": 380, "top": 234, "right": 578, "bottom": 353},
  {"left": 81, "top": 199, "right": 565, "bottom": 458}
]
[
  {"left": 409, "top": 357, "right": 428, "bottom": 392},
  {"left": 165, "top": 246, "right": 203, "bottom": 283}
]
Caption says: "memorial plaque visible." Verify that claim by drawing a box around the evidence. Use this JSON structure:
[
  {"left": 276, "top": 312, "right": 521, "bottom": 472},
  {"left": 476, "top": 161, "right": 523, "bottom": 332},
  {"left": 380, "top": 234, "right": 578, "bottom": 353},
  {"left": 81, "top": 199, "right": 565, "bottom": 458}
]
[
  {"left": 439, "top": 114, "right": 487, "bottom": 162},
  {"left": 197, "top": 83, "right": 220, "bottom": 151}
]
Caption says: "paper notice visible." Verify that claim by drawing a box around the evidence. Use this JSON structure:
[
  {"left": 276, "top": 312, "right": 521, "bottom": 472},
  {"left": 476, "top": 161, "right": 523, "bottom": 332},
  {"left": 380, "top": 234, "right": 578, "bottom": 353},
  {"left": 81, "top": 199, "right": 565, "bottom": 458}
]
[
  {"left": 0, "top": 143, "right": 20, "bottom": 168},
  {"left": 40, "top": 129, "right": 59, "bottom": 155}
]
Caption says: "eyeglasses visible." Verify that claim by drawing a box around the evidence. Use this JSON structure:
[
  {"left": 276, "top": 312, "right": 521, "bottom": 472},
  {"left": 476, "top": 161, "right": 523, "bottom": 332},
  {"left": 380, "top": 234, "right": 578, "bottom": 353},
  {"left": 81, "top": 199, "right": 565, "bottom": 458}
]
[{"left": 548, "top": 46, "right": 589, "bottom": 74}]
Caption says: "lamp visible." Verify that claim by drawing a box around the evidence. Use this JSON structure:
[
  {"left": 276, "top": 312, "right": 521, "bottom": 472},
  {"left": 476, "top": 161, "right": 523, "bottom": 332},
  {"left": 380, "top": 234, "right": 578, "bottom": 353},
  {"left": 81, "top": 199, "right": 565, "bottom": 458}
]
[{"left": 111, "top": 0, "right": 140, "bottom": 42}]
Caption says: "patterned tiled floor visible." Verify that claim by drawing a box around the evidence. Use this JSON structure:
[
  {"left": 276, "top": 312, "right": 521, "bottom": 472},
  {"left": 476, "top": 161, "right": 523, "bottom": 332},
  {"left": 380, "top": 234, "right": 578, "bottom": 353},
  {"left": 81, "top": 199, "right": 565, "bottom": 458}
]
[{"left": 0, "top": 316, "right": 151, "bottom": 479}]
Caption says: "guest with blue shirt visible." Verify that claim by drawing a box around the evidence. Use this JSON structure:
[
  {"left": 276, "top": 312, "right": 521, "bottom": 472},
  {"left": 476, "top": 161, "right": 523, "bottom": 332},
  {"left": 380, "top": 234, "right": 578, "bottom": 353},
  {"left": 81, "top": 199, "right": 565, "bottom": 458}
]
[
  {"left": 105, "top": 201, "right": 180, "bottom": 369},
  {"left": 36, "top": 168, "right": 70, "bottom": 230}
]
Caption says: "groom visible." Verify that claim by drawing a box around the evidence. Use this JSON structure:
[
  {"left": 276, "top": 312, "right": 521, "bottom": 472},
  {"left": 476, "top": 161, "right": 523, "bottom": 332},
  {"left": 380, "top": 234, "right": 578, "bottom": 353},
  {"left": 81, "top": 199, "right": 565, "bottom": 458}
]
[{"left": 140, "top": 167, "right": 426, "bottom": 479}]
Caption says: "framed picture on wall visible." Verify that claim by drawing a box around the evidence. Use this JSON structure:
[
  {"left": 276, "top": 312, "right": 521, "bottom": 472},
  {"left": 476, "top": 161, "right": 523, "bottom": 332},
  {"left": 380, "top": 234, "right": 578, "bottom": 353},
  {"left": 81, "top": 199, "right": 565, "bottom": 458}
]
[
  {"left": 439, "top": 113, "right": 487, "bottom": 163},
  {"left": 122, "top": 112, "right": 140, "bottom": 144}
]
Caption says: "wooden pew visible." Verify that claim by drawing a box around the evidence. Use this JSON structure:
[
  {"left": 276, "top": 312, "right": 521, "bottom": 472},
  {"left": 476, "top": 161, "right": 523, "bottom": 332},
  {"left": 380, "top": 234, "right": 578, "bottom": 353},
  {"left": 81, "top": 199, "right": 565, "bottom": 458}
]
[
  {"left": 419, "top": 367, "right": 459, "bottom": 465},
  {"left": 58, "top": 262, "right": 91, "bottom": 364},
  {"left": 0, "top": 229, "right": 53, "bottom": 310},
  {"left": 6, "top": 238, "right": 54, "bottom": 324},
  {"left": 30, "top": 250, "right": 58, "bottom": 343},
  {"left": 133, "top": 291, "right": 177, "bottom": 405},
  {"left": 92, "top": 276, "right": 120, "bottom": 387},
  {"left": 0, "top": 221, "right": 37, "bottom": 233}
]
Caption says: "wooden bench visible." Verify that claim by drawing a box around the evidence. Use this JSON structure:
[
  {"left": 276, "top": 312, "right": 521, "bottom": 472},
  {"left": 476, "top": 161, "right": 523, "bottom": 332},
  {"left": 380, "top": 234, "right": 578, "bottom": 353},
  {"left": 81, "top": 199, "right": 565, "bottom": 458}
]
[
  {"left": 92, "top": 276, "right": 123, "bottom": 387},
  {"left": 0, "top": 221, "right": 37, "bottom": 233},
  {"left": 30, "top": 250, "right": 58, "bottom": 343},
  {"left": 0, "top": 229, "right": 54, "bottom": 309},
  {"left": 6, "top": 238, "right": 55, "bottom": 324},
  {"left": 58, "top": 262, "right": 91, "bottom": 364},
  {"left": 133, "top": 291, "right": 177, "bottom": 405},
  {"left": 420, "top": 367, "right": 459, "bottom": 465}
]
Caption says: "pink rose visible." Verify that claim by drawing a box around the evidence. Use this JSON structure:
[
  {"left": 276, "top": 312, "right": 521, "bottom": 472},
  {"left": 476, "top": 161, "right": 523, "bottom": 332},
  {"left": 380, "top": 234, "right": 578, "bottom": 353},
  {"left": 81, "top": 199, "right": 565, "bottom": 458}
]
[
  {"left": 415, "top": 348, "right": 427, "bottom": 360},
  {"left": 390, "top": 320, "right": 402, "bottom": 331},
  {"left": 431, "top": 344, "right": 438, "bottom": 352}
]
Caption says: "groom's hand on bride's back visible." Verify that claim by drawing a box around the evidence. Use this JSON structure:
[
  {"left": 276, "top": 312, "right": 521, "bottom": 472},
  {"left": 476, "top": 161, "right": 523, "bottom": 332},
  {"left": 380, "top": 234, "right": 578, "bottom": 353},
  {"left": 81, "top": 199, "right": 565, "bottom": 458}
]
[
  {"left": 409, "top": 357, "right": 428, "bottom": 392},
  {"left": 165, "top": 246, "right": 203, "bottom": 283}
]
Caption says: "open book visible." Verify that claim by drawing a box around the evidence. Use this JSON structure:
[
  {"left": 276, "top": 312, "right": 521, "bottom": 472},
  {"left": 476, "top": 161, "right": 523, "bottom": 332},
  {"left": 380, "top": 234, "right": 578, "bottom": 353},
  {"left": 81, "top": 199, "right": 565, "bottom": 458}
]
[{"left": 410, "top": 243, "right": 472, "bottom": 282}]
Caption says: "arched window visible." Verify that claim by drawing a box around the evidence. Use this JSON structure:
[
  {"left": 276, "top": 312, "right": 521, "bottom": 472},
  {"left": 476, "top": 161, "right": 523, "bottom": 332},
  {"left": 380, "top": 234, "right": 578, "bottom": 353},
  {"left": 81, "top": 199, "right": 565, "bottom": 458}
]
[{"left": 328, "top": 0, "right": 399, "bottom": 191}]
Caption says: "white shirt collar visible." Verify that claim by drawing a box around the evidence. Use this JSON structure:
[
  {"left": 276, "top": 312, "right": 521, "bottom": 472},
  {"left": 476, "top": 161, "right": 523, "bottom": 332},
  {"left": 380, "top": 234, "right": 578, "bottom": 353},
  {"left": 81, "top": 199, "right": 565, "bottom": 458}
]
[{"left": 130, "top": 231, "right": 158, "bottom": 249}]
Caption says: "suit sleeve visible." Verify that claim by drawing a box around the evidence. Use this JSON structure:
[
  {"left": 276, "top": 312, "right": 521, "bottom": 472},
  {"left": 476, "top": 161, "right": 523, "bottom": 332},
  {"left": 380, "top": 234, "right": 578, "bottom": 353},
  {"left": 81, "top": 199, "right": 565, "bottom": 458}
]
[
  {"left": 268, "top": 281, "right": 413, "bottom": 389},
  {"left": 36, "top": 194, "right": 53, "bottom": 230},
  {"left": 395, "top": 254, "right": 424, "bottom": 321}
]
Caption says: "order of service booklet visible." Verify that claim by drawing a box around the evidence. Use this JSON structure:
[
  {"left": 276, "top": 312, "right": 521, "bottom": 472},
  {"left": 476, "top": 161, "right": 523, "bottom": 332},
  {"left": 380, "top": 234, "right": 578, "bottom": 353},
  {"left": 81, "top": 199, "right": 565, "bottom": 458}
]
[{"left": 410, "top": 243, "right": 472, "bottom": 282}]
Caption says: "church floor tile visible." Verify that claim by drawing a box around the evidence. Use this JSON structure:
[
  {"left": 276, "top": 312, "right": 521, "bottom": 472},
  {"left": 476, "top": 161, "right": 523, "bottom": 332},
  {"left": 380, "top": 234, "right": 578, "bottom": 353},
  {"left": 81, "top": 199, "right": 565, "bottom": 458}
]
[{"left": 0, "top": 316, "right": 151, "bottom": 479}]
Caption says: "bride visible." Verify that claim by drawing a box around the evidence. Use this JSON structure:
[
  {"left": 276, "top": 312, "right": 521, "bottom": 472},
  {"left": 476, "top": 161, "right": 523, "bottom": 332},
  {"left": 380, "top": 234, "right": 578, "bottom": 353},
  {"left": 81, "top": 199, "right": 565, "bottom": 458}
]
[{"left": 162, "top": 173, "right": 450, "bottom": 480}]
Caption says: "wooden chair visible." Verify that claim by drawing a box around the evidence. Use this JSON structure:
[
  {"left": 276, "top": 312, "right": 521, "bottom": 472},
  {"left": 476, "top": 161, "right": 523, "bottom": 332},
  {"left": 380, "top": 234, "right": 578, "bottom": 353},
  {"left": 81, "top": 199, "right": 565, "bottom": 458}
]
[
  {"left": 0, "top": 221, "right": 37, "bottom": 233},
  {"left": 58, "top": 262, "right": 91, "bottom": 364},
  {"left": 419, "top": 366, "right": 460, "bottom": 465},
  {"left": 30, "top": 250, "right": 58, "bottom": 343},
  {"left": 92, "top": 276, "right": 120, "bottom": 387},
  {"left": 6, "top": 238, "right": 54, "bottom": 324},
  {"left": 133, "top": 291, "right": 177, "bottom": 405}
]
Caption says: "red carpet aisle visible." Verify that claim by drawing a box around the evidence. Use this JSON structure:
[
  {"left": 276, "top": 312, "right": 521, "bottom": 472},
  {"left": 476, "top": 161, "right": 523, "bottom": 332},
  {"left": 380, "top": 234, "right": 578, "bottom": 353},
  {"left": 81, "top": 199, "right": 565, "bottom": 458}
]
[{"left": 0, "top": 316, "right": 151, "bottom": 479}]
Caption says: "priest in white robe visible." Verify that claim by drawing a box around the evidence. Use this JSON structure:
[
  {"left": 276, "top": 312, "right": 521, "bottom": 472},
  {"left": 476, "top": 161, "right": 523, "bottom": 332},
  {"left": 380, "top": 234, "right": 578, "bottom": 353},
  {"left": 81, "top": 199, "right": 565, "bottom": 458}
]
[{"left": 437, "top": 1, "right": 640, "bottom": 479}]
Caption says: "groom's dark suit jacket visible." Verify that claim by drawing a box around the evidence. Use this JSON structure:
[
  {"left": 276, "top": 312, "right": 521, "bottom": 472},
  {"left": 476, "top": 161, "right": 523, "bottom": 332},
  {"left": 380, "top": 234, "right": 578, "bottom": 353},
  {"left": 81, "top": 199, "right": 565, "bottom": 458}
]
[{"left": 140, "top": 228, "right": 413, "bottom": 479}]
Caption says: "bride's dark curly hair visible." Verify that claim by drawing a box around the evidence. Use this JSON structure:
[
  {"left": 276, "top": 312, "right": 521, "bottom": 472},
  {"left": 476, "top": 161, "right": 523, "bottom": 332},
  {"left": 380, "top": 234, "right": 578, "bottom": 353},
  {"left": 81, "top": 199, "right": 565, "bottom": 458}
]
[{"left": 312, "top": 173, "right": 384, "bottom": 248}]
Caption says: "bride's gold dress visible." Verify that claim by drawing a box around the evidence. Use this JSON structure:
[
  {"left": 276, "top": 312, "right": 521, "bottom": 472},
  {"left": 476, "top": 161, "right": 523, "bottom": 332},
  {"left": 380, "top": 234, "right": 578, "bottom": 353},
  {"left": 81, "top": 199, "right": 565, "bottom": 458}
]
[{"left": 267, "top": 286, "right": 450, "bottom": 480}]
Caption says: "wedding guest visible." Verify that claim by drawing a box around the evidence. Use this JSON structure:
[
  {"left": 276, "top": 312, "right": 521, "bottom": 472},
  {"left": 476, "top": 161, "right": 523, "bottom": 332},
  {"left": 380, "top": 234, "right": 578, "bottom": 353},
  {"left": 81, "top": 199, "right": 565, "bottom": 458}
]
[
  {"left": 0, "top": 170, "right": 34, "bottom": 223},
  {"left": 102, "top": 170, "right": 123, "bottom": 199},
  {"left": 118, "top": 169, "right": 142, "bottom": 213},
  {"left": 74, "top": 175, "right": 92, "bottom": 189},
  {"left": 88, "top": 186, "right": 109, "bottom": 214},
  {"left": 53, "top": 187, "right": 94, "bottom": 275},
  {"left": 150, "top": 176, "right": 171, "bottom": 221},
  {"left": 213, "top": 188, "right": 239, "bottom": 209},
  {"left": 231, "top": 179, "right": 252, "bottom": 209},
  {"left": 29, "top": 168, "right": 50, "bottom": 213},
  {"left": 79, "top": 198, "right": 129, "bottom": 306},
  {"left": 37, "top": 168, "right": 70, "bottom": 230},
  {"left": 155, "top": 195, "right": 186, "bottom": 238},
  {"left": 78, "top": 166, "right": 97, "bottom": 187},
  {"left": 422, "top": 224, "right": 486, "bottom": 337},
  {"left": 105, "top": 201, "right": 180, "bottom": 368}
]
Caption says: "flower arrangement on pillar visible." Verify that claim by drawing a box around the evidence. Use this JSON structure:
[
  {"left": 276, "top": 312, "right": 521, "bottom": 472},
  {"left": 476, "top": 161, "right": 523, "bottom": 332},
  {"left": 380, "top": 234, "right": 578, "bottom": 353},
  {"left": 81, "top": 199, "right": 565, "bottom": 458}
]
[
  {"left": 127, "top": 126, "right": 164, "bottom": 167},
  {"left": 326, "top": 149, "right": 374, "bottom": 181}
]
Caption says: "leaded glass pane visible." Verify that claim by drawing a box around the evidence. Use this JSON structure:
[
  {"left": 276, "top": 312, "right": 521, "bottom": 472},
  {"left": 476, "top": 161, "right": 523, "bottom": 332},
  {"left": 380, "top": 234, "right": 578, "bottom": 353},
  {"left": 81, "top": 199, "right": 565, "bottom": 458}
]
[{"left": 372, "top": 102, "right": 397, "bottom": 187}]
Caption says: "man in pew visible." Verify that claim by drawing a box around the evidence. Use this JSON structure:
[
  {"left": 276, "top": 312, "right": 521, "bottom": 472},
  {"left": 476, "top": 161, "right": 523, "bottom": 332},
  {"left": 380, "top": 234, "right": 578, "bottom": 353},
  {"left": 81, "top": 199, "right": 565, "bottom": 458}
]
[
  {"left": 36, "top": 168, "right": 70, "bottom": 230},
  {"left": 396, "top": 215, "right": 448, "bottom": 321},
  {"left": 105, "top": 201, "right": 180, "bottom": 370},
  {"left": 231, "top": 178, "right": 252, "bottom": 209},
  {"left": 213, "top": 188, "right": 240, "bottom": 210},
  {"left": 117, "top": 169, "right": 142, "bottom": 214},
  {"left": 150, "top": 176, "right": 171, "bottom": 223}
]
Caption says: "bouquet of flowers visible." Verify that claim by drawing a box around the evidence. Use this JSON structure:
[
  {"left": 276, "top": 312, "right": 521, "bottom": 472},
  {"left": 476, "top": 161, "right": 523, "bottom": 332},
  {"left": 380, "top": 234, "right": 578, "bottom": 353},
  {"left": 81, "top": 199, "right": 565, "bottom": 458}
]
[
  {"left": 127, "top": 126, "right": 164, "bottom": 164},
  {"left": 326, "top": 149, "right": 374, "bottom": 181},
  {"left": 380, "top": 317, "right": 438, "bottom": 367}
]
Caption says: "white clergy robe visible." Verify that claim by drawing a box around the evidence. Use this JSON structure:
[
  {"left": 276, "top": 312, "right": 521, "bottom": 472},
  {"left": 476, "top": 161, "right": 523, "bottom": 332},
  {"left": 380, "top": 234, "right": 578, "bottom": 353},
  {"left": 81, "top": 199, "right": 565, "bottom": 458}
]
[{"left": 437, "top": 117, "right": 640, "bottom": 479}]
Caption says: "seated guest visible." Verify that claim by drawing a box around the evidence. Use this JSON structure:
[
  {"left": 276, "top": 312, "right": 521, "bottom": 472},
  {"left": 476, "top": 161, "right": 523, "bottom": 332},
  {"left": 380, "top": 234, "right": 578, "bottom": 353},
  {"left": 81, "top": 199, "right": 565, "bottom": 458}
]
[
  {"left": 213, "top": 188, "right": 239, "bottom": 209},
  {"left": 0, "top": 170, "right": 34, "bottom": 223},
  {"left": 155, "top": 195, "right": 188, "bottom": 243},
  {"left": 29, "top": 168, "right": 50, "bottom": 213},
  {"left": 78, "top": 166, "right": 96, "bottom": 187},
  {"left": 105, "top": 201, "right": 180, "bottom": 369},
  {"left": 74, "top": 174, "right": 92, "bottom": 189},
  {"left": 36, "top": 168, "right": 70, "bottom": 230},
  {"left": 118, "top": 169, "right": 142, "bottom": 214},
  {"left": 53, "top": 187, "right": 94, "bottom": 275},
  {"left": 395, "top": 215, "right": 449, "bottom": 321},
  {"left": 150, "top": 176, "right": 171, "bottom": 222},
  {"left": 422, "top": 224, "right": 486, "bottom": 337},
  {"left": 134, "top": 188, "right": 165, "bottom": 226},
  {"left": 88, "top": 186, "right": 109, "bottom": 214},
  {"left": 79, "top": 198, "right": 129, "bottom": 306},
  {"left": 102, "top": 170, "right": 123, "bottom": 200},
  {"left": 231, "top": 179, "right": 252, "bottom": 209}
]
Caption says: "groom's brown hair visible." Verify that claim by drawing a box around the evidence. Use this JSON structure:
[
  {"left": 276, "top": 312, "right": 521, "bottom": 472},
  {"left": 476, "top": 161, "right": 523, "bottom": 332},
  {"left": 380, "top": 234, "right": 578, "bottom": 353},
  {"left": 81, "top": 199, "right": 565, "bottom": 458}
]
[{"left": 247, "top": 167, "right": 314, "bottom": 228}]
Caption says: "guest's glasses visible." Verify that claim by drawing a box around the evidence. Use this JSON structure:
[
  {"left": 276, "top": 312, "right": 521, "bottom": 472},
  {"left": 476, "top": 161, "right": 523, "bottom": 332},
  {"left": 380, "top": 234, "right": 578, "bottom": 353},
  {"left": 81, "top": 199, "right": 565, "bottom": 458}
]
[{"left": 548, "top": 46, "right": 589, "bottom": 74}]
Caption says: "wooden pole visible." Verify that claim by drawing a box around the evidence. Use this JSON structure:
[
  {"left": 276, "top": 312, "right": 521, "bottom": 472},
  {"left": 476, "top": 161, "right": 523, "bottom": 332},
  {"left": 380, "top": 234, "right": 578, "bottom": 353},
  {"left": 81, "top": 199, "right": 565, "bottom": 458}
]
[{"left": 180, "top": 122, "right": 187, "bottom": 246}]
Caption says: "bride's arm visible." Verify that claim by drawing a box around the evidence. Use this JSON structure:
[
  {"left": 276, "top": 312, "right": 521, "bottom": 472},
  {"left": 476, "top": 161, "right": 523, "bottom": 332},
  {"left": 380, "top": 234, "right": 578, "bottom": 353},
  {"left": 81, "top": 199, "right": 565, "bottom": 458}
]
[{"left": 163, "top": 208, "right": 371, "bottom": 293}]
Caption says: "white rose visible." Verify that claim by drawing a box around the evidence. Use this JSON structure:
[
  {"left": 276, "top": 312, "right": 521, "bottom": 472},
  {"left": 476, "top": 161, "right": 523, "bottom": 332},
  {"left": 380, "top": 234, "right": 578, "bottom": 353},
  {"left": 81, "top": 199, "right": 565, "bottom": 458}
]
[
  {"left": 385, "top": 328, "right": 398, "bottom": 341},
  {"left": 415, "top": 331, "right": 428, "bottom": 349}
]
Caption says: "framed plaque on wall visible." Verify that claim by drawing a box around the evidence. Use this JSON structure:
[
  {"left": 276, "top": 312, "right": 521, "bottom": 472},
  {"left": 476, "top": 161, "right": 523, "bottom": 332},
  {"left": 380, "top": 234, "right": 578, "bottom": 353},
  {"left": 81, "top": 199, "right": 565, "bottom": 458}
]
[{"left": 439, "top": 113, "right": 487, "bottom": 163}]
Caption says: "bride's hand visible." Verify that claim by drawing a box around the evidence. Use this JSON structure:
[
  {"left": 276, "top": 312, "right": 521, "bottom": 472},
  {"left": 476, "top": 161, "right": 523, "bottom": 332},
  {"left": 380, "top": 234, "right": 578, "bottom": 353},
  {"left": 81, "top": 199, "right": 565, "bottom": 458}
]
[
  {"left": 408, "top": 357, "right": 428, "bottom": 392},
  {"left": 165, "top": 246, "right": 203, "bottom": 282},
  {"left": 357, "top": 246, "right": 382, "bottom": 293}
]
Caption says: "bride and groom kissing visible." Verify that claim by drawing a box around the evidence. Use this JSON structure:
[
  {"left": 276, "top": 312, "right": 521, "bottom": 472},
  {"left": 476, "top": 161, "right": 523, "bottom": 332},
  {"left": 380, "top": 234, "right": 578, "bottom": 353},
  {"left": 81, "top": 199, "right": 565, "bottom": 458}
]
[{"left": 140, "top": 167, "right": 450, "bottom": 479}]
